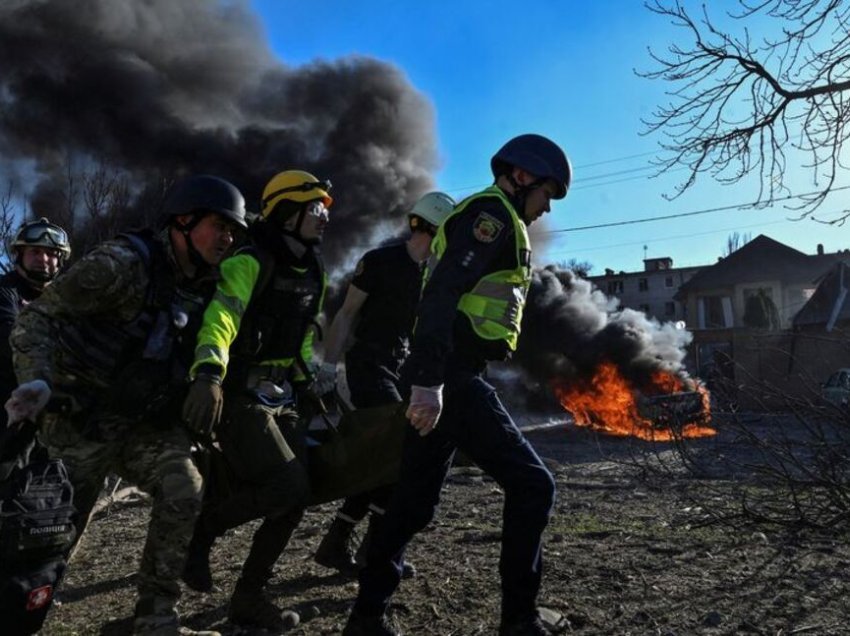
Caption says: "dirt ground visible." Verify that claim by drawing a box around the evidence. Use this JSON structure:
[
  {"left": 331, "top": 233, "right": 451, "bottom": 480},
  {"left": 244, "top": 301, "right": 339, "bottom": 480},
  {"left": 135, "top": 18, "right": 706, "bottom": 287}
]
[{"left": 40, "top": 413, "right": 850, "bottom": 636}]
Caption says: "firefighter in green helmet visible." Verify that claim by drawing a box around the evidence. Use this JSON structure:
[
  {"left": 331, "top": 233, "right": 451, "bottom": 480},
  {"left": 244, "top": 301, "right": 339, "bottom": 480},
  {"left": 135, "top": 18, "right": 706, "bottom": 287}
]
[
  {"left": 313, "top": 191, "right": 455, "bottom": 578},
  {"left": 344, "top": 134, "right": 572, "bottom": 636}
]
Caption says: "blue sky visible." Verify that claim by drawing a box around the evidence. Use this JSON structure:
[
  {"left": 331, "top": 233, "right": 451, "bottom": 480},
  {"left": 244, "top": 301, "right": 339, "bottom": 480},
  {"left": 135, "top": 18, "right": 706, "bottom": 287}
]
[{"left": 251, "top": 0, "right": 849, "bottom": 274}]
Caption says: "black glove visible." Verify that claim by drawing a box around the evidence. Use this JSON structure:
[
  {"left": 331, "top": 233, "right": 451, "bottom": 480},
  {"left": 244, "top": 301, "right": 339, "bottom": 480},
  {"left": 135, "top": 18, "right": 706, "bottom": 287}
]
[{"left": 182, "top": 374, "right": 223, "bottom": 439}]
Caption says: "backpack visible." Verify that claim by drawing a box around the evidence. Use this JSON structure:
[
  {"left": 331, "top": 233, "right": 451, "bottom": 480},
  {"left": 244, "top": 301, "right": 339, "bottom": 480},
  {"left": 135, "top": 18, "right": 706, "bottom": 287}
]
[{"left": 0, "top": 442, "right": 76, "bottom": 636}]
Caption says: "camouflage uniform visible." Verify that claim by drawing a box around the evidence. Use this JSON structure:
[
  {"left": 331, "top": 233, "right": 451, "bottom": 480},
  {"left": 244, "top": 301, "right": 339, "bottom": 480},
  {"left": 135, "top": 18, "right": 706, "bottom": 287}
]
[{"left": 11, "top": 232, "right": 214, "bottom": 634}]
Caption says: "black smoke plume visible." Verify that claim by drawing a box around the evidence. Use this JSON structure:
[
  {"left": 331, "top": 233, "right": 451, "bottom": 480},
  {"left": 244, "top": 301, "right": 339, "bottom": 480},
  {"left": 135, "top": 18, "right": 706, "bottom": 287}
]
[
  {"left": 516, "top": 267, "right": 693, "bottom": 388},
  {"left": 0, "top": 0, "right": 436, "bottom": 268}
]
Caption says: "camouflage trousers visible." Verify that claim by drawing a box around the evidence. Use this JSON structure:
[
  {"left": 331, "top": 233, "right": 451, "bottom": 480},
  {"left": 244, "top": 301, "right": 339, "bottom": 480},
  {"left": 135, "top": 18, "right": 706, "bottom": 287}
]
[{"left": 38, "top": 414, "right": 204, "bottom": 624}]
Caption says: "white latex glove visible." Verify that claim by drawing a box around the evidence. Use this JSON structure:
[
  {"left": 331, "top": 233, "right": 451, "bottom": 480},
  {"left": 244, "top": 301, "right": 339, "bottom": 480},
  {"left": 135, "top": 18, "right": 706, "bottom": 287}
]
[
  {"left": 5, "top": 379, "right": 52, "bottom": 426},
  {"left": 405, "top": 385, "right": 443, "bottom": 436},
  {"left": 311, "top": 361, "right": 338, "bottom": 397}
]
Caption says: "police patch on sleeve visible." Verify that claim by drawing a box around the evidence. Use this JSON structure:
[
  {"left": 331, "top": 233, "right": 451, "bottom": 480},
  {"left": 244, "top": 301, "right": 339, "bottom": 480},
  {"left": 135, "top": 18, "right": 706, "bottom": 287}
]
[
  {"left": 471, "top": 212, "right": 505, "bottom": 243},
  {"left": 354, "top": 258, "right": 365, "bottom": 277}
]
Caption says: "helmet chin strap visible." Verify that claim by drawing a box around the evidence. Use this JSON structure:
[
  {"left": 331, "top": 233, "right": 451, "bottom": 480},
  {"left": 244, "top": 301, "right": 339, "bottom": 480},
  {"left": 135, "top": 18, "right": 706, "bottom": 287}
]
[
  {"left": 175, "top": 216, "right": 213, "bottom": 277},
  {"left": 15, "top": 253, "right": 55, "bottom": 287},
  {"left": 505, "top": 173, "right": 546, "bottom": 226},
  {"left": 279, "top": 208, "right": 320, "bottom": 247},
  {"left": 18, "top": 265, "right": 51, "bottom": 287},
  {"left": 505, "top": 173, "right": 531, "bottom": 225}
]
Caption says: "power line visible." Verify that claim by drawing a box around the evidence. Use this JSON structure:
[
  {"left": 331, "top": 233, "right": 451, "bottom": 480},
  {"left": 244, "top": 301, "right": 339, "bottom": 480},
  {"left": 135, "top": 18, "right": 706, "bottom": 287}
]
[
  {"left": 576, "top": 150, "right": 659, "bottom": 169},
  {"left": 577, "top": 164, "right": 656, "bottom": 181},
  {"left": 543, "top": 219, "right": 791, "bottom": 258},
  {"left": 544, "top": 186, "right": 850, "bottom": 234},
  {"left": 442, "top": 149, "right": 661, "bottom": 194},
  {"left": 571, "top": 167, "right": 688, "bottom": 191}
]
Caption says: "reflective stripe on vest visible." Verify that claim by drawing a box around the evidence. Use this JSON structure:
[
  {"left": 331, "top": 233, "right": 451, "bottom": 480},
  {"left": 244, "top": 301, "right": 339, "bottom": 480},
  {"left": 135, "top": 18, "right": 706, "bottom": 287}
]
[{"left": 426, "top": 186, "right": 531, "bottom": 350}]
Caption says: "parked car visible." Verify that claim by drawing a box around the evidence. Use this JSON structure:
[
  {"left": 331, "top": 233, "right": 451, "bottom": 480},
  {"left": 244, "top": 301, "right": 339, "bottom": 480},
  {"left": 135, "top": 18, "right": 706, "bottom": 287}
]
[{"left": 822, "top": 368, "right": 850, "bottom": 407}]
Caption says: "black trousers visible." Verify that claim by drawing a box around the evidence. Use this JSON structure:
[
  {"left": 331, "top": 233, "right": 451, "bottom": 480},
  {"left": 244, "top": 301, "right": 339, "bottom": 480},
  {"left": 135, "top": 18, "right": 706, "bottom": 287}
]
[{"left": 353, "top": 373, "right": 556, "bottom": 622}]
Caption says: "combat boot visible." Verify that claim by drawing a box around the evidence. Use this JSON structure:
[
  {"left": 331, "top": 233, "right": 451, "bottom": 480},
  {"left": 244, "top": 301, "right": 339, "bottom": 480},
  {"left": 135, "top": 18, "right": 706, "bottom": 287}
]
[
  {"left": 314, "top": 516, "right": 358, "bottom": 574},
  {"left": 228, "top": 579, "right": 300, "bottom": 632},
  {"left": 133, "top": 597, "right": 221, "bottom": 636},
  {"left": 498, "top": 613, "right": 552, "bottom": 636},
  {"left": 181, "top": 523, "right": 217, "bottom": 593},
  {"left": 342, "top": 610, "right": 401, "bottom": 636},
  {"left": 135, "top": 626, "right": 222, "bottom": 636}
]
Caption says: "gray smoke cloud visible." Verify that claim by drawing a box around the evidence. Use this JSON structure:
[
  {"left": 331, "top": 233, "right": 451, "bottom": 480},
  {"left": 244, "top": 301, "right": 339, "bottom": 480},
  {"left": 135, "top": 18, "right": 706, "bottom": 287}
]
[
  {"left": 0, "top": 0, "right": 436, "bottom": 267},
  {"left": 517, "top": 267, "right": 693, "bottom": 389}
]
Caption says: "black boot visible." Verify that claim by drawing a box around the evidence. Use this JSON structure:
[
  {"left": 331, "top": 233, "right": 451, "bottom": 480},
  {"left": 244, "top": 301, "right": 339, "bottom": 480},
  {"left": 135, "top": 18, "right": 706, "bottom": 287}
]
[
  {"left": 498, "top": 613, "right": 552, "bottom": 636},
  {"left": 181, "top": 523, "right": 217, "bottom": 593},
  {"left": 314, "top": 516, "right": 358, "bottom": 574},
  {"left": 228, "top": 579, "right": 300, "bottom": 632},
  {"left": 342, "top": 610, "right": 400, "bottom": 636}
]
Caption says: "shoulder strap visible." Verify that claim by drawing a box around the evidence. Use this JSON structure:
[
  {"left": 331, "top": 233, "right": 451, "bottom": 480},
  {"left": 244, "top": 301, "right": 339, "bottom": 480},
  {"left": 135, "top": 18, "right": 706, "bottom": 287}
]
[
  {"left": 236, "top": 243, "right": 276, "bottom": 302},
  {"left": 117, "top": 230, "right": 173, "bottom": 309}
]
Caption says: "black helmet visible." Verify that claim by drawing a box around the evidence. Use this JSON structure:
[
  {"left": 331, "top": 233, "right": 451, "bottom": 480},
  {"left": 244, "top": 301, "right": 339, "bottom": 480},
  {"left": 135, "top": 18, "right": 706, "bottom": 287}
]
[
  {"left": 491, "top": 134, "right": 572, "bottom": 199},
  {"left": 160, "top": 175, "right": 248, "bottom": 229}
]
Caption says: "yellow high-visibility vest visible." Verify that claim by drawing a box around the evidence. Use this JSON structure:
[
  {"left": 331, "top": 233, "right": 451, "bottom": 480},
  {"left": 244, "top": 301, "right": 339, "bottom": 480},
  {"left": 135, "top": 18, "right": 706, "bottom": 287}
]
[{"left": 426, "top": 186, "right": 531, "bottom": 350}]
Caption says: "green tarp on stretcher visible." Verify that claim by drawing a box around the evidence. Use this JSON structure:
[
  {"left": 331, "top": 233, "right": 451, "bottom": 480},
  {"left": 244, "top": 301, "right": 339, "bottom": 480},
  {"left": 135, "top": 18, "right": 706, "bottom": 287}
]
[{"left": 307, "top": 402, "right": 407, "bottom": 505}]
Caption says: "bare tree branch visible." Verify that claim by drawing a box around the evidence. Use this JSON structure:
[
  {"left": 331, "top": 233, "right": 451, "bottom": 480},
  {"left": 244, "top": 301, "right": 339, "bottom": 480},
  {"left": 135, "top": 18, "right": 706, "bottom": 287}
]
[
  {"left": 640, "top": 0, "right": 850, "bottom": 220},
  {"left": 0, "top": 179, "right": 20, "bottom": 272}
]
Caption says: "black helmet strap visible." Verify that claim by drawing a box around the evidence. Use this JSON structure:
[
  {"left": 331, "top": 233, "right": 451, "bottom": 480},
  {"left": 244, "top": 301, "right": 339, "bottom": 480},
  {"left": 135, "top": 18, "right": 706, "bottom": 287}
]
[
  {"left": 271, "top": 203, "right": 319, "bottom": 247},
  {"left": 172, "top": 212, "right": 212, "bottom": 275},
  {"left": 16, "top": 257, "right": 54, "bottom": 286},
  {"left": 504, "top": 170, "right": 547, "bottom": 225}
]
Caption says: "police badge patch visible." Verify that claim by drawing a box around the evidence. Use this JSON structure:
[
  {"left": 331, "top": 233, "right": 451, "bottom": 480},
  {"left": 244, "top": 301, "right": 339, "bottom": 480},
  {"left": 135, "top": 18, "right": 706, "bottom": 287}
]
[
  {"left": 354, "top": 258, "right": 365, "bottom": 277},
  {"left": 471, "top": 212, "right": 504, "bottom": 243}
]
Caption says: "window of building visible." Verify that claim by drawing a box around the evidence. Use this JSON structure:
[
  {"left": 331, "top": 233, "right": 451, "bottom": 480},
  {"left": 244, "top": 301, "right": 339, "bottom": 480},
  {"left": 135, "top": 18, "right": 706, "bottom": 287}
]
[
  {"left": 664, "top": 301, "right": 675, "bottom": 316},
  {"left": 639, "top": 278, "right": 649, "bottom": 292},
  {"left": 698, "top": 296, "right": 733, "bottom": 329},
  {"left": 665, "top": 276, "right": 674, "bottom": 288},
  {"left": 742, "top": 287, "right": 779, "bottom": 330},
  {"left": 607, "top": 280, "right": 623, "bottom": 295},
  {"left": 639, "top": 303, "right": 651, "bottom": 314}
]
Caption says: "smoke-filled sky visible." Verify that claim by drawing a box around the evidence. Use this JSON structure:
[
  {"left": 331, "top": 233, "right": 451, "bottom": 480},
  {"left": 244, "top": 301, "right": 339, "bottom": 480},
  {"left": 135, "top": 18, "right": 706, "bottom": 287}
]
[{"left": 0, "top": 0, "right": 436, "bottom": 268}]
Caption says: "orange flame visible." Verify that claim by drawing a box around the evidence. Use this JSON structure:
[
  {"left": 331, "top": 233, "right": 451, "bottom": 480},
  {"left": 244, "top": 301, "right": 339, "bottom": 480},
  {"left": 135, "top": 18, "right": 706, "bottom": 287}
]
[{"left": 553, "top": 361, "right": 715, "bottom": 441}]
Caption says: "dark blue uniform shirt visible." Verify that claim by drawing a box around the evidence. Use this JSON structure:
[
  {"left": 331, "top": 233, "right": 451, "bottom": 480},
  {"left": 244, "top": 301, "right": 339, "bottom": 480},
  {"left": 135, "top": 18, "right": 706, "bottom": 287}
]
[{"left": 402, "top": 191, "right": 522, "bottom": 388}]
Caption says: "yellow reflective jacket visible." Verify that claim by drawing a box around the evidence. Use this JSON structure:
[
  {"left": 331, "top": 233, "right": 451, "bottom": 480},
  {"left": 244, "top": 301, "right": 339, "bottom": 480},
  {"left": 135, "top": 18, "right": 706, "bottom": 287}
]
[
  {"left": 191, "top": 241, "right": 326, "bottom": 383},
  {"left": 426, "top": 186, "right": 531, "bottom": 350}
]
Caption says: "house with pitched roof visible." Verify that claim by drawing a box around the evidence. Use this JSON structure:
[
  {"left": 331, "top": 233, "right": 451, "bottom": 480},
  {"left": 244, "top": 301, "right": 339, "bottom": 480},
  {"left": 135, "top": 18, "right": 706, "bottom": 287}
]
[
  {"left": 670, "top": 236, "right": 849, "bottom": 406},
  {"left": 675, "top": 235, "right": 845, "bottom": 331}
]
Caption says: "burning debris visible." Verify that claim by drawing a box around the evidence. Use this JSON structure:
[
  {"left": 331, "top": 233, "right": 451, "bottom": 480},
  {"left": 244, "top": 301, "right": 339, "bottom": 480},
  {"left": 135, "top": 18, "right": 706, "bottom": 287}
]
[
  {"left": 518, "top": 268, "right": 714, "bottom": 439},
  {"left": 553, "top": 362, "right": 713, "bottom": 441}
]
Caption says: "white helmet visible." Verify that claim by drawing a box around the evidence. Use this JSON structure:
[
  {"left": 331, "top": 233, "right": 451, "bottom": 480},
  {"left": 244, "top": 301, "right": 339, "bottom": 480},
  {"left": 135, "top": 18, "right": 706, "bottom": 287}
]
[{"left": 408, "top": 192, "right": 455, "bottom": 229}]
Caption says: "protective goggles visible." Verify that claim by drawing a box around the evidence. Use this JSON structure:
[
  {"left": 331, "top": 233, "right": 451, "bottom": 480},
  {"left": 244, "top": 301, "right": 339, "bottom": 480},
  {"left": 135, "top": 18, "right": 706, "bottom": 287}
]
[
  {"left": 262, "top": 179, "right": 333, "bottom": 207},
  {"left": 304, "top": 200, "right": 329, "bottom": 219},
  {"left": 19, "top": 224, "right": 69, "bottom": 248}
]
